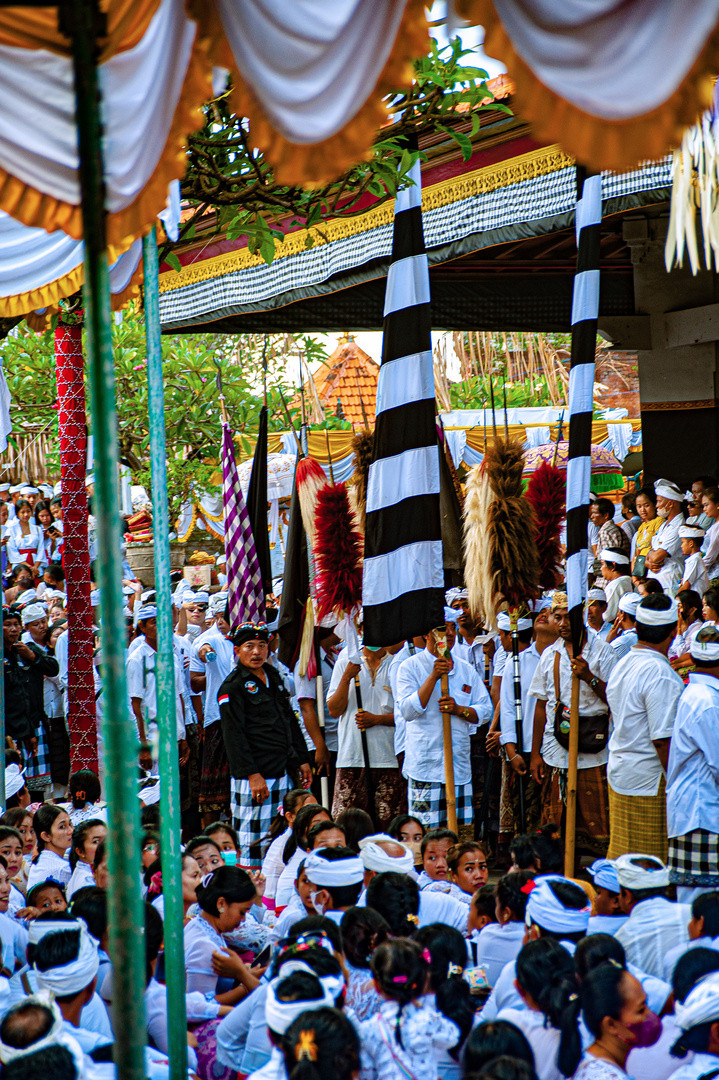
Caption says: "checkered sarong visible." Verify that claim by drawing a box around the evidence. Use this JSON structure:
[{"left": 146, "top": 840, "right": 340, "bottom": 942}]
[
  {"left": 607, "top": 778, "right": 667, "bottom": 863},
  {"left": 24, "top": 722, "right": 52, "bottom": 791},
  {"left": 668, "top": 829, "right": 719, "bottom": 887},
  {"left": 407, "top": 777, "right": 473, "bottom": 831},
  {"left": 231, "top": 774, "right": 290, "bottom": 869}
]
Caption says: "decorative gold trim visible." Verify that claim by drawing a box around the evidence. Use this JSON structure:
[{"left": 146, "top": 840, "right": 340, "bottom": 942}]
[
  {"left": 158, "top": 143, "right": 574, "bottom": 294},
  {"left": 641, "top": 399, "right": 718, "bottom": 411}
]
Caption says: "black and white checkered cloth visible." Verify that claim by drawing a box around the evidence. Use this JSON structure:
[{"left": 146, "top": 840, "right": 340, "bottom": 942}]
[
  {"left": 159, "top": 159, "right": 672, "bottom": 327},
  {"left": 668, "top": 829, "right": 719, "bottom": 886},
  {"left": 231, "top": 774, "right": 290, "bottom": 868},
  {"left": 408, "top": 778, "right": 473, "bottom": 831},
  {"left": 24, "top": 723, "right": 52, "bottom": 790}
]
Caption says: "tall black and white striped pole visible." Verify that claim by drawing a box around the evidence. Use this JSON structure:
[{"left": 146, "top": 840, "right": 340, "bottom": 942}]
[{"left": 564, "top": 167, "right": 602, "bottom": 875}]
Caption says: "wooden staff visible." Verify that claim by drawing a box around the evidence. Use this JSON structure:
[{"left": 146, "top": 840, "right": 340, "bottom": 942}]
[
  {"left": 563, "top": 673, "right": 581, "bottom": 876},
  {"left": 510, "top": 608, "right": 526, "bottom": 833},
  {"left": 354, "top": 672, "right": 376, "bottom": 822},
  {"left": 437, "top": 629, "right": 458, "bottom": 832}
]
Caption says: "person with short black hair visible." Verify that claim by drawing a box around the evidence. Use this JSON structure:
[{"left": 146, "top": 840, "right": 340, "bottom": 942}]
[
  {"left": 472, "top": 871, "right": 534, "bottom": 986},
  {"left": 590, "top": 498, "right": 630, "bottom": 574},
  {"left": 340, "top": 905, "right": 388, "bottom": 1020},
  {"left": 663, "top": 892, "right": 719, "bottom": 984},
  {"left": 671, "top": 968, "right": 719, "bottom": 1080},
  {"left": 462, "top": 1019, "right": 535, "bottom": 1076},
  {"left": 417, "top": 827, "right": 458, "bottom": 888},
  {"left": 605, "top": 594, "right": 684, "bottom": 861},
  {"left": 667, "top": 624, "right": 719, "bottom": 903}
]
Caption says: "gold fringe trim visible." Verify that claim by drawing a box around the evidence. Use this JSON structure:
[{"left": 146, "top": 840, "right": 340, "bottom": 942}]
[
  {"left": 457, "top": 0, "right": 719, "bottom": 174},
  {"left": 159, "top": 143, "right": 574, "bottom": 292},
  {"left": 0, "top": 24, "right": 212, "bottom": 249},
  {"left": 0, "top": 0, "right": 161, "bottom": 60},
  {"left": 177, "top": 504, "right": 199, "bottom": 544},
  {"left": 189, "top": 0, "right": 430, "bottom": 189}
]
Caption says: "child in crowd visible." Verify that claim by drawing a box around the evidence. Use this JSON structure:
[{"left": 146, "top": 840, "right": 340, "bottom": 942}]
[
  {"left": 416, "top": 828, "right": 458, "bottom": 889},
  {"left": 388, "top": 814, "right": 425, "bottom": 869},
  {"left": 678, "top": 527, "right": 710, "bottom": 595},
  {"left": 26, "top": 879, "right": 67, "bottom": 916},
  {"left": 62, "top": 768, "right": 107, "bottom": 826},
  {"left": 360, "top": 938, "right": 462, "bottom": 1080},
  {"left": 203, "top": 821, "right": 241, "bottom": 862},
  {"left": 93, "top": 838, "right": 109, "bottom": 889},
  {"left": 260, "top": 789, "right": 317, "bottom": 900},
  {"left": 424, "top": 841, "right": 489, "bottom": 904},
  {"left": 26, "top": 805, "right": 72, "bottom": 891},
  {"left": 0, "top": 826, "right": 27, "bottom": 910},
  {"left": 473, "top": 870, "right": 534, "bottom": 987},
  {"left": 281, "top": 1009, "right": 360, "bottom": 1080},
  {"left": 340, "top": 905, "right": 388, "bottom": 1021},
  {"left": 67, "top": 818, "right": 107, "bottom": 900}
]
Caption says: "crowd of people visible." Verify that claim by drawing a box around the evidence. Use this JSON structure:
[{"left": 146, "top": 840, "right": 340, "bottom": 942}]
[{"left": 2, "top": 472, "right": 719, "bottom": 1080}]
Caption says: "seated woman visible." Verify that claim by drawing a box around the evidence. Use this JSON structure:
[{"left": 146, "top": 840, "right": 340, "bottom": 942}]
[
  {"left": 274, "top": 804, "right": 333, "bottom": 910},
  {"left": 26, "top": 805, "right": 72, "bottom": 892},
  {"left": 67, "top": 819, "right": 107, "bottom": 901},
  {"left": 473, "top": 871, "right": 535, "bottom": 987},
  {"left": 183, "top": 865, "right": 262, "bottom": 1007}
]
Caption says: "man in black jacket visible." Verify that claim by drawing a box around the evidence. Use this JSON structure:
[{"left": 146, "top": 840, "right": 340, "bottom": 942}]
[{"left": 218, "top": 621, "right": 311, "bottom": 867}]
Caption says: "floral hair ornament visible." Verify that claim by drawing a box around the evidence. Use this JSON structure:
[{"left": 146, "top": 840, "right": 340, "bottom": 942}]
[
  {"left": 520, "top": 880, "right": 536, "bottom": 895},
  {"left": 296, "top": 1030, "right": 318, "bottom": 1062},
  {"left": 447, "top": 962, "right": 463, "bottom": 976},
  {"left": 393, "top": 975, "right": 408, "bottom": 983},
  {"left": 406, "top": 913, "right": 419, "bottom": 925},
  {"left": 422, "top": 948, "right": 432, "bottom": 964},
  {"left": 75, "top": 790, "right": 85, "bottom": 802}
]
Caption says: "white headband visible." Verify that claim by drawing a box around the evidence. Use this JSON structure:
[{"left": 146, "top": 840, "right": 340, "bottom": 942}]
[
  {"left": 530, "top": 598, "right": 552, "bottom": 612},
  {"left": 444, "top": 606, "right": 460, "bottom": 625},
  {"left": 138, "top": 777, "right": 160, "bottom": 804},
  {"left": 496, "top": 612, "right": 533, "bottom": 632},
  {"left": 679, "top": 526, "right": 705, "bottom": 539},
  {"left": 0, "top": 992, "right": 85, "bottom": 1074},
  {"left": 190, "top": 592, "right": 210, "bottom": 606},
  {"left": 525, "top": 875, "right": 590, "bottom": 933},
  {"left": 445, "top": 587, "right": 468, "bottom": 605},
  {"left": 303, "top": 850, "right": 364, "bottom": 888},
  {"left": 21, "top": 603, "right": 47, "bottom": 626},
  {"left": 358, "top": 835, "right": 415, "bottom": 875},
  {"left": 675, "top": 971, "right": 719, "bottom": 1031},
  {"left": 690, "top": 624, "right": 719, "bottom": 662},
  {"left": 34, "top": 919, "right": 100, "bottom": 996},
  {"left": 137, "top": 604, "right": 157, "bottom": 620},
  {"left": 4, "top": 763, "right": 25, "bottom": 799},
  {"left": 635, "top": 598, "right": 678, "bottom": 627},
  {"left": 265, "top": 973, "right": 341, "bottom": 1034},
  {"left": 655, "top": 480, "right": 684, "bottom": 502},
  {"left": 27, "top": 918, "right": 80, "bottom": 946},
  {"left": 586, "top": 858, "right": 620, "bottom": 894},
  {"left": 586, "top": 588, "right": 607, "bottom": 603},
  {"left": 618, "top": 592, "right": 642, "bottom": 616},
  {"left": 209, "top": 593, "right": 228, "bottom": 615},
  {"left": 599, "top": 549, "right": 630, "bottom": 565},
  {"left": 614, "top": 853, "right": 669, "bottom": 889}
]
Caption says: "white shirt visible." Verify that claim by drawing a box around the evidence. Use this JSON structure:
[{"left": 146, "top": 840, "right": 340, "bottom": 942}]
[
  {"left": 396, "top": 648, "right": 492, "bottom": 785},
  {"left": 452, "top": 635, "right": 490, "bottom": 679},
  {"left": 615, "top": 897, "right": 690, "bottom": 979},
  {"left": 388, "top": 642, "right": 417, "bottom": 756},
  {"left": 528, "top": 632, "right": 617, "bottom": 771},
  {"left": 609, "top": 628, "right": 638, "bottom": 660},
  {"left": 704, "top": 520, "right": 719, "bottom": 578},
  {"left": 261, "top": 827, "right": 291, "bottom": 900},
  {"left": 126, "top": 640, "right": 186, "bottom": 739},
  {"left": 662, "top": 936, "right": 716, "bottom": 984},
  {"left": 328, "top": 652, "right": 397, "bottom": 769},
  {"left": 67, "top": 861, "right": 95, "bottom": 900},
  {"left": 499, "top": 643, "right": 539, "bottom": 753},
  {"left": 145, "top": 977, "right": 218, "bottom": 1063},
  {"left": 471, "top": 921, "right": 525, "bottom": 987},
  {"left": 26, "top": 848, "right": 72, "bottom": 892},
  {"left": 603, "top": 576, "right": 633, "bottom": 623},
  {"left": 648, "top": 514, "right": 685, "bottom": 593},
  {"left": 274, "top": 848, "right": 304, "bottom": 909},
  {"left": 605, "top": 647, "right": 684, "bottom": 796},
  {"left": 496, "top": 1008, "right": 563, "bottom": 1080},
  {"left": 6, "top": 521, "right": 43, "bottom": 566},
  {"left": 669, "top": 620, "right": 702, "bottom": 662},
  {"left": 0, "top": 911, "right": 27, "bottom": 974},
  {"left": 681, "top": 551, "right": 709, "bottom": 593},
  {"left": 189, "top": 627, "right": 235, "bottom": 729},
  {"left": 293, "top": 652, "right": 338, "bottom": 751},
  {"left": 587, "top": 913, "right": 628, "bottom": 936},
  {"left": 666, "top": 672, "right": 719, "bottom": 837}
]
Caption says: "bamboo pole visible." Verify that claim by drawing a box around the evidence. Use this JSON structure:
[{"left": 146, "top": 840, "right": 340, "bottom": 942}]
[
  {"left": 143, "top": 228, "right": 188, "bottom": 1080},
  {"left": 563, "top": 675, "right": 581, "bottom": 877},
  {"left": 437, "top": 630, "right": 457, "bottom": 832},
  {"left": 65, "top": 2, "right": 146, "bottom": 1076}
]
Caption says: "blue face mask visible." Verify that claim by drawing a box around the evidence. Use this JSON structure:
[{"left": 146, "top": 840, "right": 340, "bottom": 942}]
[{"left": 364, "top": 645, "right": 381, "bottom": 652}]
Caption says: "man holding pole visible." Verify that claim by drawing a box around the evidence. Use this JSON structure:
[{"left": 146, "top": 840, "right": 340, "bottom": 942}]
[
  {"left": 396, "top": 624, "right": 492, "bottom": 834},
  {"left": 528, "top": 593, "right": 616, "bottom": 858},
  {"left": 326, "top": 639, "right": 402, "bottom": 827}
]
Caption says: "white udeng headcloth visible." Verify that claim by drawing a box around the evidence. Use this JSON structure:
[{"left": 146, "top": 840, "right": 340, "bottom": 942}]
[{"left": 33, "top": 918, "right": 100, "bottom": 996}]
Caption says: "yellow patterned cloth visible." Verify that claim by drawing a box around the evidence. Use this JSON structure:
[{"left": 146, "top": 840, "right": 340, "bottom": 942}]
[{"left": 607, "top": 778, "right": 668, "bottom": 863}]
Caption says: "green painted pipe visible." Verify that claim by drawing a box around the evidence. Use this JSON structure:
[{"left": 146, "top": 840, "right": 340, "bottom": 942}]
[
  {"left": 143, "top": 227, "right": 188, "bottom": 1080},
  {"left": 66, "top": 2, "right": 146, "bottom": 1076}
]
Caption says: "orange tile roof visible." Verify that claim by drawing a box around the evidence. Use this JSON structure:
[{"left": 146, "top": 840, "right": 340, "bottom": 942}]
[{"left": 300, "top": 335, "right": 379, "bottom": 427}]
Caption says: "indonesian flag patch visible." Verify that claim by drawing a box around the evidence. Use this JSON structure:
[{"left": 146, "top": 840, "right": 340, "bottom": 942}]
[{"left": 218, "top": 694, "right": 229, "bottom": 707}]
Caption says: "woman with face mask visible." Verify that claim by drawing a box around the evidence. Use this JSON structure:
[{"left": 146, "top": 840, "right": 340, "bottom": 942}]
[{"left": 563, "top": 960, "right": 662, "bottom": 1080}]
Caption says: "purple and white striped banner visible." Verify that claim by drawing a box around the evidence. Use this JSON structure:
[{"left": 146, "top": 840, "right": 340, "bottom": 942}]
[{"left": 221, "top": 422, "right": 265, "bottom": 627}]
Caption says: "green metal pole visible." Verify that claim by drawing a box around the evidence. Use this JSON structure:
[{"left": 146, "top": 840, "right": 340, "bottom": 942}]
[
  {"left": 63, "top": 2, "right": 146, "bottom": 1077},
  {"left": 143, "top": 227, "right": 188, "bottom": 1080}
]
